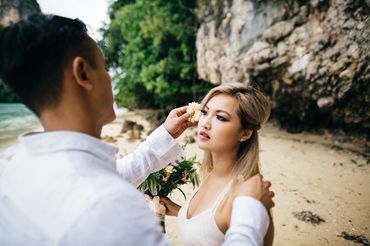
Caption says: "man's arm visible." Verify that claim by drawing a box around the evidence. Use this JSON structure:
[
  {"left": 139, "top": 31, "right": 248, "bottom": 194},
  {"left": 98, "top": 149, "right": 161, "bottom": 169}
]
[
  {"left": 116, "top": 106, "right": 196, "bottom": 187},
  {"left": 116, "top": 125, "right": 184, "bottom": 187},
  {"left": 223, "top": 174, "right": 274, "bottom": 246},
  {"left": 223, "top": 197, "right": 269, "bottom": 246}
]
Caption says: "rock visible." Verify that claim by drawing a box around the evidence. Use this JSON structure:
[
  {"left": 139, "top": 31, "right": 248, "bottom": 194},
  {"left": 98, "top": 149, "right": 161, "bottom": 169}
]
[
  {"left": 102, "top": 136, "right": 117, "bottom": 143},
  {"left": 196, "top": 0, "right": 370, "bottom": 133},
  {"left": 270, "top": 56, "right": 289, "bottom": 68},
  {"left": 292, "top": 211, "right": 325, "bottom": 225},
  {"left": 317, "top": 97, "right": 335, "bottom": 108},
  {"left": 288, "top": 54, "right": 311, "bottom": 74},
  {"left": 184, "top": 135, "right": 196, "bottom": 144},
  {"left": 263, "top": 21, "right": 294, "bottom": 43},
  {"left": 0, "top": 0, "right": 40, "bottom": 27},
  {"left": 121, "top": 120, "right": 136, "bottom": 133}
]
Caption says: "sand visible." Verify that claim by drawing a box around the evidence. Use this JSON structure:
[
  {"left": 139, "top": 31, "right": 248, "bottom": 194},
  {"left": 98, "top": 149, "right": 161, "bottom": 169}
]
[
  {"left": 1, "top": 109, "right": 367, "bottom": 245},
  {"left": 102, "top": 110, "right": 369, "bottom": 246}
]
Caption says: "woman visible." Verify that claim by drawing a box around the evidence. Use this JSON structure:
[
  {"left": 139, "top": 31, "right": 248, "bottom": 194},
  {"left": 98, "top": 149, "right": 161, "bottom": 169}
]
[{"left": 161, "top": 82, "right": 274, "bottom": 245}]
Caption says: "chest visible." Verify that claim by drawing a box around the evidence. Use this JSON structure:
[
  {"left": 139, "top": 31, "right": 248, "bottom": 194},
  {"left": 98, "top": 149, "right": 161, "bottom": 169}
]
[{"left": 186, "top": 182, "right": 232, "bottom": 233}]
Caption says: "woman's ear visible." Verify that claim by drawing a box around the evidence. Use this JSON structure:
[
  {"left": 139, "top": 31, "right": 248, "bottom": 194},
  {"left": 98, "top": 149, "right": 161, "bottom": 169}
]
[
  {"left": 72, "top": 57, "right": 93, "bottom": 91},
  {"left": 240, "top": 130, "right": 253, "bottom": 142}
]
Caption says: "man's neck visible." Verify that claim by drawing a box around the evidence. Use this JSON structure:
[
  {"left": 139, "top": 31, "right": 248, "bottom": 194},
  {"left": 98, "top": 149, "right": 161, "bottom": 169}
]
[{"left": 40, "top": 107, "right": 102, "bottom": 139}]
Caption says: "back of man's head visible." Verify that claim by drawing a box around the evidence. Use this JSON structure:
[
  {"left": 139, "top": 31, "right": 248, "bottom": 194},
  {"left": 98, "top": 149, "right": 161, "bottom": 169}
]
[{"left": 0, "top": 14, "right": 96, "bottom": 115}]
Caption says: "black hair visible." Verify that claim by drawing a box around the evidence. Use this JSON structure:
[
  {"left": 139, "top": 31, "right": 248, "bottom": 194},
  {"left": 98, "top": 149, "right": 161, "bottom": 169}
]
[{"left": 0, "top": 14, "right": 97, "bottom": 115}]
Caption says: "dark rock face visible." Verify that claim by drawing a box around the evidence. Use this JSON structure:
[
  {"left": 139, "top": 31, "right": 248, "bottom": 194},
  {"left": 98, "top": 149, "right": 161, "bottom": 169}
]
[
  {"left": 0, "top": 0, "right": 41, "bottom": 27},
  {"left": 196, "top": 0, "right": 369, "bottom": 133}
]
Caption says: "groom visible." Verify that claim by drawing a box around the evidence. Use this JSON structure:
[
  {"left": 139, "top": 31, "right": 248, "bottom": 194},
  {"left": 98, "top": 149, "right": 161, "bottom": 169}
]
[{"left": 0, "top": 14, "right": 273, "bottom": 245}]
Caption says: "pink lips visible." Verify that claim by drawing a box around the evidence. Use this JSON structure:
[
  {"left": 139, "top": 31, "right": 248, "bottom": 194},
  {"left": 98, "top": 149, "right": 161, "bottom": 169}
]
[{"left": 198, "top": 131, "right": 210, "bottom": 141}]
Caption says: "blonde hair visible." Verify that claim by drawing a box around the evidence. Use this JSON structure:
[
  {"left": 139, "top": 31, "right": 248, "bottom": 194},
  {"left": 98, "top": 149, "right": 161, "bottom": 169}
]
[{"left": 199, "top": 82, "right": 271, "bottom": 201}]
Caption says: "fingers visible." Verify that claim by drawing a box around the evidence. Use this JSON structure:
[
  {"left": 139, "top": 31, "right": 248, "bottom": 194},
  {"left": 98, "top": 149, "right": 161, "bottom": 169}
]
[
  {"left": 169, "top": 105, "right": 195, "bottom": 124},
  {"left": 174, "top": 106, "right": 189, "bottom": 115},
  {"left": 268, "top": 200, "right": 275, "bottom": 209},
  {"left": 178, "top": 110, "right": 193, "bottom": 122},
  {"left": 268, "top": 191, "right": 275, "bottom": 198},
  {"left": 185, "top": 120, "right": 198, "bottom": 128},
  {"left": 263, "top": 181, "right": 271, "bottom": 189}
]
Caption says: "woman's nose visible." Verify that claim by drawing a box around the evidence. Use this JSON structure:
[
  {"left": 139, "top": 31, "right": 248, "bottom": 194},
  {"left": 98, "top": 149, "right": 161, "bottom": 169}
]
[{"left": 203, "top": 118, "right": 211, "bottom": 130}]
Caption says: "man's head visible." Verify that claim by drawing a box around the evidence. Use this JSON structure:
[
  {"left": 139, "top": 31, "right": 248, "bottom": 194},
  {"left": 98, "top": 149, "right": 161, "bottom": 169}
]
[{"left": 0, "top": 14, "right": 99, "bottom": 115}]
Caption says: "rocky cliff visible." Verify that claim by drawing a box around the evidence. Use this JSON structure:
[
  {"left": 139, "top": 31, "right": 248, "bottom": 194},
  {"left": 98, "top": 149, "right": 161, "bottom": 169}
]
[
  {"left": 0, "top": 0, "right": 40, "bottom": 27},
  {"left": 196, "top": 0, "right": 369, "bottom": 133}
]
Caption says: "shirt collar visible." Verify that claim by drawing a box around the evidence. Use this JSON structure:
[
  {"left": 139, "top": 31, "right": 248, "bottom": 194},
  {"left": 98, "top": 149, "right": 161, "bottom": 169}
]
[{"left": 19, "top": 131, "right": 118, "bottom": 168}]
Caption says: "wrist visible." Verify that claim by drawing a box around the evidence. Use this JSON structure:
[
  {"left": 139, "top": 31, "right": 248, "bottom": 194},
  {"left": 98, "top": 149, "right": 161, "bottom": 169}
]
[{"left": 163, "top": 123, "right": 175, "bottom": 139}]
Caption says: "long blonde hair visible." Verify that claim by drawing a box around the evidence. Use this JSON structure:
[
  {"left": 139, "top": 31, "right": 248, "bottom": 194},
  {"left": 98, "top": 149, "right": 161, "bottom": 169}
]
[{"left": 199, "top": 82, "right": 271, "bottom": 200}]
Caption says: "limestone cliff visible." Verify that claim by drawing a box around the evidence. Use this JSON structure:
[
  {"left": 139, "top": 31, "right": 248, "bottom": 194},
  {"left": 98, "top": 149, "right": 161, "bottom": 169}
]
[
  {"left": 0, "top": 0, "right": 40, "bottom": 27},
  {"left": 196, "top": 0, "right": 369, "bottom": 133}
]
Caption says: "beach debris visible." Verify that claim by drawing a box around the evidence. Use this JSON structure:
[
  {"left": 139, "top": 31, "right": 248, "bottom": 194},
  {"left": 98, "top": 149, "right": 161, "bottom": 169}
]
[
  {"left": 102, "top": 136, "right": 117, "bottom": 143},
  {"left": 292, "top": 211, "right": 325, "bottom": 225},
  {"left": 337, "top": 232, "right": 369, "bottom": 246},
  {"left": 121, "top": 120, "right": 136, "bottom": 133},
  {"left": 184, "top": 135, "right": 196, "bottom": 144},
  {"left": 121, "top": 120, "right": 144, "bottom": 140}
]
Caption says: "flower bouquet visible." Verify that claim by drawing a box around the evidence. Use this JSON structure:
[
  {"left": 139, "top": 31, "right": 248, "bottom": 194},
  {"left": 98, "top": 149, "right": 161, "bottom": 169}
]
[{"left": 138, "top": 155, "right": 200, "bottom": 232}]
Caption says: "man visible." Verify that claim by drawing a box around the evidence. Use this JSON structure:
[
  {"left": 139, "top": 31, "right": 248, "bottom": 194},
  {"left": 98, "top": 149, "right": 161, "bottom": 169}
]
[{"left": 0, "top": 14, "right": 274, "bottom": 245}]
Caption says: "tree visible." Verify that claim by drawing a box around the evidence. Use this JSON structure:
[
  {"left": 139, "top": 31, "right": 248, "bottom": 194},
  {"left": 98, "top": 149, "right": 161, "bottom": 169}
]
[{"left": 100, "top": 0, "right": 212, "bottom": 109}]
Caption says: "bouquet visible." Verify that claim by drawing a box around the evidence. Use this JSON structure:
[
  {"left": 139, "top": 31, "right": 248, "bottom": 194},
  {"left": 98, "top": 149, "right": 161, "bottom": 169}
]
[
  {"left": 138, "top": 155, "right": 200, "bottom": 199},
  {"left": 138, "top": 155, "right": 200, "bottom": 233}
]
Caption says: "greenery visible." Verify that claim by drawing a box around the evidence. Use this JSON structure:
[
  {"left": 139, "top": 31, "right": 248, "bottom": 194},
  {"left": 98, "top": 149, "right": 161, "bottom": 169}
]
[
  {"left": 138, "top": 156, "right": 200, "bottom": 199},
  {"left": 100, "top": 0, "right": 212, "bottom": 109},
  {"left": 0, "top": 22, "right": 19, "bottom": 102},
  {"left": 0, "top": 80, "right": 20, "bottom": 103}
]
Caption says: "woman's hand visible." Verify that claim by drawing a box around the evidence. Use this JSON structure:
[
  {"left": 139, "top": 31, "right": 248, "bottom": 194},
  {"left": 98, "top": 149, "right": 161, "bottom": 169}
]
[{"left": 159, "top": 197, "right": 181, "bottom": 216}]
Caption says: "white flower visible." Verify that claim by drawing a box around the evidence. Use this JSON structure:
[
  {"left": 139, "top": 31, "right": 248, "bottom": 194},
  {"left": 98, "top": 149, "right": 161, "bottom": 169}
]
[
  {"left": 165, "top": 165, "right": 174, "bottom": 174},
  {"left": 187, "top": 102, "right": 202, "bottom": 123}
]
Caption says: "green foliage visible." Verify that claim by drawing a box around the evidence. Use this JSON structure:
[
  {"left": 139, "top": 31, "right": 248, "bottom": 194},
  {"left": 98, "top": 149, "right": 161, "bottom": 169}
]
[
  {"left": 100, "top": 0, "right": 212, "bottom": 109},
  {"left": 138, "top": 156, "right": 200, "bottom": 199},
  {"left": 0, "top": 79, "right": 20, "bottom": 102}
]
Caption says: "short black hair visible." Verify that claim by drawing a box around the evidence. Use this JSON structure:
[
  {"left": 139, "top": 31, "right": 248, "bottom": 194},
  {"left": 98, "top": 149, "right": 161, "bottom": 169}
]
[{"left": 0, "top": 14, "right": 97, "bottom": 115}]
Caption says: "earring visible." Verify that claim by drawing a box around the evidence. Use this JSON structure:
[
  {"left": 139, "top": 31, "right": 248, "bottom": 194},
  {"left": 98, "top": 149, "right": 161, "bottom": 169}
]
[{"left": 240, "top": 138, "right": 245, "bottom": 142}]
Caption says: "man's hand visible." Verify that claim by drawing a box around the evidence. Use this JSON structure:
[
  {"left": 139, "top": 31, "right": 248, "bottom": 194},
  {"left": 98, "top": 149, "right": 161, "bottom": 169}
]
[
  {"left": 163, "top": 106, "right": 197, "bottom": 139},
  {"left": 234, "top": 174, "right": 275, "bottom": 209}
]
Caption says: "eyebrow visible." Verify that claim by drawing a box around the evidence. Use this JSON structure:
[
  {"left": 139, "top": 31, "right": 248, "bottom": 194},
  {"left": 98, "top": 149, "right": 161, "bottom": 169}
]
[{"left": 204, "top": 106, "right": 232, "bottom": 117}]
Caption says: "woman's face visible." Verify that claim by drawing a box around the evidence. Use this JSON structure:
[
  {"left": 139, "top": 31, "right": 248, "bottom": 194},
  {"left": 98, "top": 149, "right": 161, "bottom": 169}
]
[{"left": 197, "top": 94, "right": 244, "bottom": 153}]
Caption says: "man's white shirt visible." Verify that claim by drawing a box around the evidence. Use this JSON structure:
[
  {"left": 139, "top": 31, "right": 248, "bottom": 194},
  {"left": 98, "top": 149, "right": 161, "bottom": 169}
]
[{"left": 0, "top": 125, "right": 268, "bottom": 245}]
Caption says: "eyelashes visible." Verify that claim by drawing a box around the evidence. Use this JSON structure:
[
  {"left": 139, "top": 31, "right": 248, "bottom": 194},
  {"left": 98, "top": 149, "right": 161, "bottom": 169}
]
[{"left": 200, "top": 109, "right": 229, "bottom": 122}]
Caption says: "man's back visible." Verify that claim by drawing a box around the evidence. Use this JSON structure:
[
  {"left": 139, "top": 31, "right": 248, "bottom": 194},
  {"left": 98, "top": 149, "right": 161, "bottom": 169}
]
[{"left": 0, "top": 131, "right": 166, "bottom": 245}]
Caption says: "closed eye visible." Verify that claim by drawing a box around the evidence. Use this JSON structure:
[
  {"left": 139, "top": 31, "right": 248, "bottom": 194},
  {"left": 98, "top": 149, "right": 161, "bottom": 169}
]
[{"left": 200, "top": 109, "right": 207, "bottom": 116}]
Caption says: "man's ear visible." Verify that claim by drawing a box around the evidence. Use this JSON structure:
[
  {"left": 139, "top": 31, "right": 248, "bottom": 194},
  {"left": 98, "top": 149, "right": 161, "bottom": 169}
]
[
  {"left": 72, "top": 57, "right": 93, "bottom": 91},
  {"left": 240, "top": 130, "right": 253, "bottom": 142}
]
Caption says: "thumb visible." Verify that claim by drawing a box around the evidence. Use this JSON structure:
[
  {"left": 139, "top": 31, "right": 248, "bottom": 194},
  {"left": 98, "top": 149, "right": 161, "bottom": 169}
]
[{"left": 178, "top": 109, "right": 193, "bottom": 122}]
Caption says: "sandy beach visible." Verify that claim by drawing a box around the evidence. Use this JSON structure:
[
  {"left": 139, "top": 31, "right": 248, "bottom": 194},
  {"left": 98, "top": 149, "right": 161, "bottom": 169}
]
[
  {"left": 0, "top": 109, "right": 368, "bottom": 245},
  {"left": 102, "top": 110, "right": 369, "bottom": 246}
]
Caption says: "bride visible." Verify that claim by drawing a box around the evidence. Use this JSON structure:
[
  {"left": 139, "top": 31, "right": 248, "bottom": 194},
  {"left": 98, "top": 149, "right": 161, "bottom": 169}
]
[{"left": 161, "top": 82, "right": 274, "bottom": 246}]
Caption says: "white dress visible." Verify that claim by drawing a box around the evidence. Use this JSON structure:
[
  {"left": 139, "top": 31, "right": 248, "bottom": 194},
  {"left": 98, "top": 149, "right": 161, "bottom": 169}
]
[{"left": 178, "top": 181, "right": 232, "bottom": 246}]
